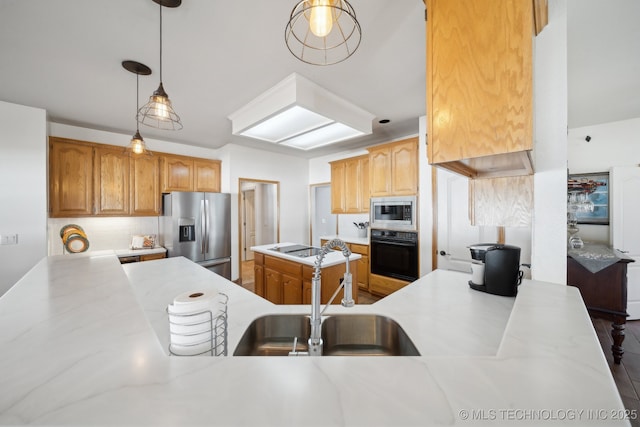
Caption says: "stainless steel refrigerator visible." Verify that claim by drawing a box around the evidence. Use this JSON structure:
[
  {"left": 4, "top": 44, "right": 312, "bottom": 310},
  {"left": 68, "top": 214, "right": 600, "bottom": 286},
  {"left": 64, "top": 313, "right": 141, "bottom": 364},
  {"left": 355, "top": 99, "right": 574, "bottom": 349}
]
[{"left": 160, "top": 192, "right": 231, "bottom": 280}]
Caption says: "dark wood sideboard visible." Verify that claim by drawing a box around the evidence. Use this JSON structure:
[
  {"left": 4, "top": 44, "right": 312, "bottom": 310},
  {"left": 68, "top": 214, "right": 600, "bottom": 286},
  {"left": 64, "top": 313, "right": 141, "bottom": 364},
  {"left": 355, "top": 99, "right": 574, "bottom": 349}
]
[{"left": 567, "top": 248, "right": 634, "bottom": 364}]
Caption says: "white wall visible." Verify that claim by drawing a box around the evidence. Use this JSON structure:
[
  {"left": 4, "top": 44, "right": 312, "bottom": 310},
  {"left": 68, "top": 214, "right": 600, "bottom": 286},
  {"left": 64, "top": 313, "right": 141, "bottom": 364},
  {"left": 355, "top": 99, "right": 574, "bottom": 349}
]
[
  {"left": 418, "top": 115, "right": 433, "bottom": 276},
  {"left": 220, "top": 143, "right": 309, "bottom": 279},
  {"left": 531, "top": 0, "right": 569, "bottom": 284},
  {"left": 567, "top": 117, "right": 640, "bottom": 243},
  {"left": 0, "top": 101, "right": 47, "bottom": 296}
]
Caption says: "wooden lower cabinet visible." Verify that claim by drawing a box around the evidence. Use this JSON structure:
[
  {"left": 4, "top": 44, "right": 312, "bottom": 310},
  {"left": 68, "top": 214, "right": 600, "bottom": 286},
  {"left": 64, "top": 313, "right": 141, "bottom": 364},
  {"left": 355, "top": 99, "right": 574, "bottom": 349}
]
[
  {"left": 255, "top": 253, "right": 357, "bottom": 305},
  {"left": 369, "top": 273, "right": 410, "bottom": 297},
  {"left": 321, "top": 240, "right": 369, "bottom": 292},
  {"left": 139, "top": 252, "right": 166, "bottom": 262},
  {"left": 254, "top": 253, "right": 265, "bottom": 297}
]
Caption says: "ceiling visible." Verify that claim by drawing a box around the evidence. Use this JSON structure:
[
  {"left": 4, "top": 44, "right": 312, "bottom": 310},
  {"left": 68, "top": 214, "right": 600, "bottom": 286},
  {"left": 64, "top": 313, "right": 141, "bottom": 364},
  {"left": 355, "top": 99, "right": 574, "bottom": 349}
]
[{"left": 0, "top": 1, "right": 637, "bottom": 158}]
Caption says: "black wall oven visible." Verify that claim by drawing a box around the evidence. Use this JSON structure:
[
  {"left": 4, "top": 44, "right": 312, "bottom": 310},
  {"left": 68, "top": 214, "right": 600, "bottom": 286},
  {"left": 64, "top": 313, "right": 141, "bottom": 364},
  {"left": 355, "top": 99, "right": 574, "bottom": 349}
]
[{"left": 370, "top": 229, "right": 419, "bottom": 282}]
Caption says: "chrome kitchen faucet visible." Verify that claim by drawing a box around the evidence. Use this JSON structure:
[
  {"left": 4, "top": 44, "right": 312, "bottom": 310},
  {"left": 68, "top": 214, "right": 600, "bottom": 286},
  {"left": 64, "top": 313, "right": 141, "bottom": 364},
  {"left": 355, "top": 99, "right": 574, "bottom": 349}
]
[{"left": 307, "top": 238, "right": 355, "bottom": 356}]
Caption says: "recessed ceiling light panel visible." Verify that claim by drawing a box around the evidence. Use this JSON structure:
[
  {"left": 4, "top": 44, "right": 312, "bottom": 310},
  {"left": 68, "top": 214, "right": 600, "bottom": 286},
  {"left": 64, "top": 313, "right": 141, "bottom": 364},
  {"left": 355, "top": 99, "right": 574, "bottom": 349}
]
[{"left": 228, "top": 73, "right": 373, "bottom": 150}]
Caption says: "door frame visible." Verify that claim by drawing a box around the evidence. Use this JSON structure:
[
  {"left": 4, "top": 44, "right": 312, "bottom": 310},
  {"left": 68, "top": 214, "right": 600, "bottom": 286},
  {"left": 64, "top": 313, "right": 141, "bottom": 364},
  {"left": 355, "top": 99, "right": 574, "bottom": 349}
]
[{"left": 237, "top": 178, "right": 280, "bottom": 285}]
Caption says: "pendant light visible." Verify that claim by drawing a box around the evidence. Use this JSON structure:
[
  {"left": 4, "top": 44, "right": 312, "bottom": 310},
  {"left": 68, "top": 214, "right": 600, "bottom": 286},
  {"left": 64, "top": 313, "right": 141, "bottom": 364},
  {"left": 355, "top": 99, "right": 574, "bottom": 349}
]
[
  {"left": 122, "top": 60, "right": 152, "bottom": 155},
  {"left": 138, "top": 0, "right": 182, "bottom": 130},
  {"left": 285, "top": 0, "right": 361, "bottom": 66}
]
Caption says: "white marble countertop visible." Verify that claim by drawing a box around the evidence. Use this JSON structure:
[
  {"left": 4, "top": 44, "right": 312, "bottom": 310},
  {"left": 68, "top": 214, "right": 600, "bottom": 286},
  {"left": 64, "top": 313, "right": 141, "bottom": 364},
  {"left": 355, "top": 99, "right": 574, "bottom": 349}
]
[
  {"left": 319, "top": 234, "right": 370, "bottom": 246},
  {"left": 251, "top": 242, "right": 361, "bottom": 267},
  {"left": 60, "top": 246, "right": 167, "bottom": 258},
  {"left": 0, "top": 254, "right": 629, "bottom": 426}
]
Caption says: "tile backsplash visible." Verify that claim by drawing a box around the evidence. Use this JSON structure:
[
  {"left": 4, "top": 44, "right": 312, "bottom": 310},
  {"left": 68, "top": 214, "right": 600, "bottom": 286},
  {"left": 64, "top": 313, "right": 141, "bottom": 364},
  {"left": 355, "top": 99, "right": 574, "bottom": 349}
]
[{"left": 48, "top": 217, "right": 160, "bottom": 255}]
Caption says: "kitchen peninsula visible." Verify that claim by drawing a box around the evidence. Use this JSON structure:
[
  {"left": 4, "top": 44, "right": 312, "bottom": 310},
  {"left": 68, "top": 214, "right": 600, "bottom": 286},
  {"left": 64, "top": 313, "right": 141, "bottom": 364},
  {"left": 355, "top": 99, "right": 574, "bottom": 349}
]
[
  {"left": 0, "top": 254, "right": 629, "bottom": 426},
  {"left": 250, "top": 242, "right": 361, "bottom": 305}
]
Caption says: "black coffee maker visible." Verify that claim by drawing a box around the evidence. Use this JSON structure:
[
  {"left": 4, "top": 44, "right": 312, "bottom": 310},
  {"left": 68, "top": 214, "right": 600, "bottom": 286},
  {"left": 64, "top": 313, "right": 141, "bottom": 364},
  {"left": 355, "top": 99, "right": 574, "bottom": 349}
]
[{"left": 468, "top": 243, "right": 523, "bottom": 297}]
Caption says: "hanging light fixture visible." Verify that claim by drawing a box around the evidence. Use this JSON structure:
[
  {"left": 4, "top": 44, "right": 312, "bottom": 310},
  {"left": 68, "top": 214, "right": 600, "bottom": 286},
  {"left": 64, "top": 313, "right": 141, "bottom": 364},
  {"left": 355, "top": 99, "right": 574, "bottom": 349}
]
[
  {"left": 285, "top": 0, "right": 362, "bottom": 66},
  {"left": 122, "top": 60, "right": 153, "bottom": 155},
  {"left": 138, "top": 0, "right": 182, "bottom": 130}
]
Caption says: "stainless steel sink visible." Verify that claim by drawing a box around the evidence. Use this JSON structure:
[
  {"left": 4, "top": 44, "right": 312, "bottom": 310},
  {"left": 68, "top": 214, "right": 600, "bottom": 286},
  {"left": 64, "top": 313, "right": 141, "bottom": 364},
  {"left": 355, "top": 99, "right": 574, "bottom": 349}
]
[
  {"left": 233, "top": 314, "right": 310, "bottom": 356},
  {"left": 233, "top": 314, "right": 420, "bottom": 356},
  {"left": 321, "top": 314, "right": 420, "bottom": 356}
]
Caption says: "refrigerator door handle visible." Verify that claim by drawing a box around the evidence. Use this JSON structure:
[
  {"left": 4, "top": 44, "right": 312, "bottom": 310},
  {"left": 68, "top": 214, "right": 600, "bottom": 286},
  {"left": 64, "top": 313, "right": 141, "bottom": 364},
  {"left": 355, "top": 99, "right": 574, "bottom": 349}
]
[
  {"left": 204, "top": 199, "right": 210, "bottom": 253},
  {"left": 198, "top": 257, "right": 231, "bottom": 269},
  {"left": 200, "top": 199, "right": 206, "bottom": 254}
]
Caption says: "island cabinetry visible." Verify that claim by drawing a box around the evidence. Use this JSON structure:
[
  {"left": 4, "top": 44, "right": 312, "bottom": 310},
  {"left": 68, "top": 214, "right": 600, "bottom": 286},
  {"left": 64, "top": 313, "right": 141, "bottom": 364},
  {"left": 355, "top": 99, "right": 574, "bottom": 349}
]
[
  {"left": 161, "top": 154, "right": 221, "bottom": 193},
  {"left": 368, "top": 138, "right": 418, "bottom": 197},
  {"left": 49, "top": 138, "right": 94, "bottom": 217},
  {"left": 256, "top": 253, "right": 358, "bottom": 305},
  {"left": 321, "top": 240, "right": 369, "bottom": 292},
  {"left": 426, "top": 0, "right": 546, "bottom": 178},
  {"left": 330, "top": 155, "right": 369, "bottom": 214},
  {"left": 253, "top": 253, "right": 265, "bottom": 298}
]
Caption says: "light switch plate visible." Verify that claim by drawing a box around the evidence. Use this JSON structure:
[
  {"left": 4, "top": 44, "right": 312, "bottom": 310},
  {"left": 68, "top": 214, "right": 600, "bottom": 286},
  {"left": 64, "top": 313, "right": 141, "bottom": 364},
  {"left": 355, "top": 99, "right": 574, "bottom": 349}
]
[{"left": 0, "top": 234, "right": 18, "bottom": 245}]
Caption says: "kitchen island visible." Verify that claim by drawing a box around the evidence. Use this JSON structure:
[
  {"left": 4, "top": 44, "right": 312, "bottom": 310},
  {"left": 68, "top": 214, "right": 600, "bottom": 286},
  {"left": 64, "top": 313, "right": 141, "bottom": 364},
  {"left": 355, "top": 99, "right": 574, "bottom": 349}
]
[
  {"left": 250, "top": 242, "right": 361, "bottom": 305},
  {"left": 0, "top": 253, "right": 630, "bottom": 426}
]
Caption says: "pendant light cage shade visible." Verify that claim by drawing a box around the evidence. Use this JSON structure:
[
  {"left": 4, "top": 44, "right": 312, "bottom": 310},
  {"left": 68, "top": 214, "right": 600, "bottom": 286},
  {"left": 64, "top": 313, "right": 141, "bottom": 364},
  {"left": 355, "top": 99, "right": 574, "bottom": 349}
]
[
  {"left": 138, "top": 82, "right": 183, "bottom": 130},
  {"left": 285, "top": 0, "right": 362, "bottom": 66}
]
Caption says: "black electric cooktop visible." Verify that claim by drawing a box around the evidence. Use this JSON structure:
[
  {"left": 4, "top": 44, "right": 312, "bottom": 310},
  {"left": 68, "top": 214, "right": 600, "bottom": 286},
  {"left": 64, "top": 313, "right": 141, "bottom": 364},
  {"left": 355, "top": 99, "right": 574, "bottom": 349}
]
[{"left": 269, "top": 245, "right": 322, "bottom": 258}]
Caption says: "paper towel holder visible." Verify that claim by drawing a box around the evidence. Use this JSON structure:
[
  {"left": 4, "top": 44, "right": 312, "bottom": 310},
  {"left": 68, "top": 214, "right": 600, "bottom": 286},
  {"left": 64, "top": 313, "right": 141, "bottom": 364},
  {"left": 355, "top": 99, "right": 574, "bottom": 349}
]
[{"left": 167, "top": 292, "right": 228, "bottom": 356}]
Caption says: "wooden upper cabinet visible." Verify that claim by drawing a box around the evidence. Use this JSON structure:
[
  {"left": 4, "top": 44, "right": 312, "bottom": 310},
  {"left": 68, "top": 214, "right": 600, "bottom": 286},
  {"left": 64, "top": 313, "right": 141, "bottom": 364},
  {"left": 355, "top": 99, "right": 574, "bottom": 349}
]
[
  {"left": 368, "top": 138, "right": 418, "bottom": 197},
  {"left": 162, "top": 155, "right": 194, "bottom": 192},
  {"left": 94, "top": 146, "right": 130, "bottom": 216},
  {"left": 369, "top": 147, "right": 391, "bottom": 197},
  {"left": 130, "top": 155, "right": 161, "bottom": 216},
  {"left": 49, "top": 137, "right": 94, "bottom": 217},
  {"left": 330, "top": 161, "right": 347, "bottom": 213},
  {"left": 426, "top": 0, "right": 540, "bottom": 178},
  {"left": 49, "top": 137, "right": 222, "bottom": 218},
  {"left": 330, "top": 155, "right": 369, "bottom": 214},
  {"left": 194, "top": 159, "right": 221, "bottom": 192},
  {"left": 161, "top": 155, "right": 221, "bottom": 193}
]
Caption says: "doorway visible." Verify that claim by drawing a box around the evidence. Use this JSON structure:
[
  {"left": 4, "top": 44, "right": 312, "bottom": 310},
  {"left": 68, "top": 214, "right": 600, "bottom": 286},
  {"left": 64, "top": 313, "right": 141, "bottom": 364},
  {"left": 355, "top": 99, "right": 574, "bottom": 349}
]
[
  {"left": 238, "top": 178, "right": 280, "bottom": 290},
  {"left": 309, "top": 183, "right": 337, "bottom": 247}
]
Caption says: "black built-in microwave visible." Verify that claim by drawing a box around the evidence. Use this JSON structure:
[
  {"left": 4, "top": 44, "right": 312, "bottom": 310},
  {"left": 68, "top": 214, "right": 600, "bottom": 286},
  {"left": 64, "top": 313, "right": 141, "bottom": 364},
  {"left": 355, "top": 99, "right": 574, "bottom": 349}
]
[{"left": 370, "top": 196, "right": 417, "bottom": 231}]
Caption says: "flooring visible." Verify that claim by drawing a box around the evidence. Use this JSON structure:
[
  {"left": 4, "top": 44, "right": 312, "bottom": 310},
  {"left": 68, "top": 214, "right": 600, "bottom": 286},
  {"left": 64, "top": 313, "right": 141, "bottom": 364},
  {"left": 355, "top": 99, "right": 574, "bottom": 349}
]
[{"left": 594, "top": 318, "right": 640, "bottom": 426}]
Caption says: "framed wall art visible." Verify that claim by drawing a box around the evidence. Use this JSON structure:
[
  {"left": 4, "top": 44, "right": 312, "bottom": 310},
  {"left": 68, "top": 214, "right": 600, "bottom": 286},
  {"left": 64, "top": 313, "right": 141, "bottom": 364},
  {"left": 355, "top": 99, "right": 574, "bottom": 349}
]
[{"left": 567, "top": 172, "right": 609, "bottom": 225}]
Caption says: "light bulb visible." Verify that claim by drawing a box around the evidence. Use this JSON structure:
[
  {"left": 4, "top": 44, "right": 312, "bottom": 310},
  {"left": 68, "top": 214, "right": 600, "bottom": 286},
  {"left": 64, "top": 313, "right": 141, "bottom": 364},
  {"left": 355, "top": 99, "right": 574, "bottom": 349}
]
[
  {"left": 309, "top": 0, "right": 334, "bottom": 37},
  {"left": 130, "top": 137, "right": 145, "bottom": 155},
  {"left": 151, "top": 95, "right": 171, "bottom": 120}
]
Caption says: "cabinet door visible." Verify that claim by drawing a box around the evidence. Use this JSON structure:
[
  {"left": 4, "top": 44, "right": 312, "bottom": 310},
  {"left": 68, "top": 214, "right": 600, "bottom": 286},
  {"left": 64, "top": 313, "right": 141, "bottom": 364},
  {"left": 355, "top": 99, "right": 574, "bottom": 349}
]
[
  {"left": 140, "top": 253, "right": 166, "bottom": 261},
  {"left": 344, "top": 157, "right": 361, "bottom": 213},
  {"left": 254, "top": 264, "right": 265, "bottom": 298},
  {"left": 94, "top": 147, "right": 130, "bottom": 215},
  {"left": 162, "top": 155, "right": 193, "bottom": 192},
  {"left": 49, "top": 139, "right": 94, "bottom": 217},
  {"left": 427, "top": 0, "right": 533, "bottom": 164},
  {"left": 360, "top": 157, "right": 370, "bottom": 212},
  {"left": 390, "top": 138, "right": 418, "bottom": 195},
  {"left": 369, "top": 148, "right": 391, "bottom": 197},
  {"left": 130, "top": 155, "right": 161, "bottom": 216},
  {"left": 331, "top": 161, "right": 346, "bottom": 213},
  {"left": 265, "top": 268, "right": 282, "bottom": 304},
  {"left": 282, "top": 274, "right": 302, "bottom": 304},
  {"left": 194, "top": 160, "right": 221, "bottom": 193},
  {"left": 357, "top": 255, "right": 369, "bottom": 291}
]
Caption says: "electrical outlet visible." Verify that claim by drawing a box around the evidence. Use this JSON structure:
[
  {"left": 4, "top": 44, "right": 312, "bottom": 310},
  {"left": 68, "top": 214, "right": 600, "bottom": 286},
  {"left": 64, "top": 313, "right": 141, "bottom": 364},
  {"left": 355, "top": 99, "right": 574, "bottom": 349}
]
[{"left": 0, "top": 234, "right": 18, "bottom": 245}]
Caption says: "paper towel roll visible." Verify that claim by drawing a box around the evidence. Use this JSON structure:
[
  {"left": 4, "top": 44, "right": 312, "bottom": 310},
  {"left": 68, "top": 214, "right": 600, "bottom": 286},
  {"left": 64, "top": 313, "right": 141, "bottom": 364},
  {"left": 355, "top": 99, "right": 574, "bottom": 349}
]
[
  {"left": 170, "top": 330, "right": 214, "bottom": 346},
  {"left": 171, "top": 289, "right": 220, "bottom": 313}
]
